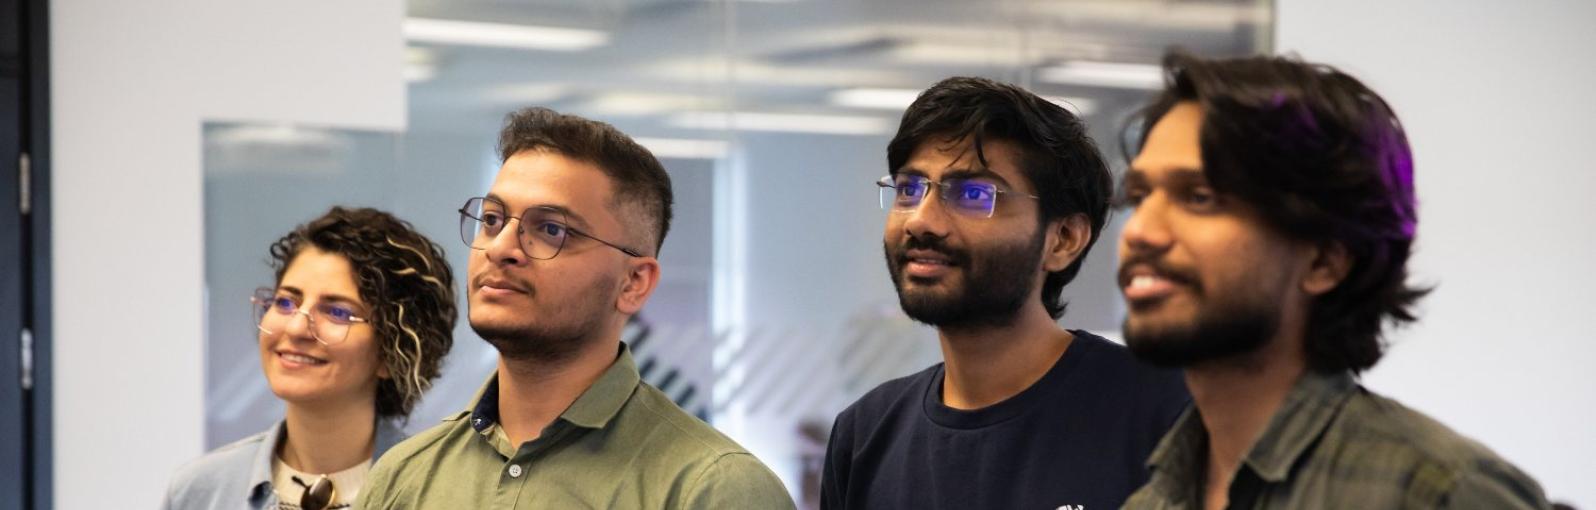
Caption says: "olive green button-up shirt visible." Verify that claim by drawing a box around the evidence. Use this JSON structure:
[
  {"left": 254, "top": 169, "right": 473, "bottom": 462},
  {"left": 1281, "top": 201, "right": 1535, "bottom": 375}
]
[
  {"left": 357, "top": 347, "right": 794, "bottom": 509},
  {"left": 1123, "top": 371, "right": 1550, "bottom": 510}
]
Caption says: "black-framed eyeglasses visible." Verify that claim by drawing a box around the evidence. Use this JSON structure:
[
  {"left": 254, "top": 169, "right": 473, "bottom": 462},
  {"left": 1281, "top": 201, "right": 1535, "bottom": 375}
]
[
  {"left": 458, "top": 196, "right": 642, "bottom": 259},
  {"left": 876, "top": 174, "right": 1039, "bottom": 218},
  {"left": 293, "top": 474, "right": 336, "bottom": 510},
  {"left": 251, "top": 287, "right": 368, "bottom": 346}
]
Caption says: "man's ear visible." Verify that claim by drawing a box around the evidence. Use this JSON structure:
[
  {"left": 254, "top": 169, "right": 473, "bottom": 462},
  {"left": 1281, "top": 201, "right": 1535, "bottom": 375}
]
[
  {"left": 1302, "top": 241, "right": 1352, "bottom": 296},
  {"left": 616, "top": 256, "right": 662, "bottom": 315},
  {"left": 1042, "top": 213, "right": 1093, "bottom": 273}
]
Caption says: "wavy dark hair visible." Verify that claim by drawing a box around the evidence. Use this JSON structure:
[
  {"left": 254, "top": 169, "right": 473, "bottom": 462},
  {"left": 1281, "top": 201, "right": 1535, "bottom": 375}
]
[
  {"left": 888, "top": 76, "right": 1113, "bottom": 319},
  {"left": 499, "top": 107, "right": 674, "bottom": 256},
  {"left": 1129, "top": 52, "right": 1430, "bottom": 373},
  {"left": 269, "top": 206, "right": 458, "bottom": 418}
]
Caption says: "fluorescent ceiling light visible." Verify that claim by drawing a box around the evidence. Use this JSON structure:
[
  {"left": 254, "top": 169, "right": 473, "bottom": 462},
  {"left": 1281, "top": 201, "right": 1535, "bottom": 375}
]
[
  {"left": 583, "top": 93, "right": 714, "bottom": 116},
  {"left": 634, "top": 137, "right": 730, "bottom": 160},
  {"left": 830, "top": 87, "right": 1097, "bottom": 116},
  {"left": 405, "top": 47, "right": 438, "bottom": 83},
  {"left": 1038, "top": 61, "right": 1164, "bottom": 90},
  {"left": 829, "top": 88, "right": 922, "bottom": 110},
  {"left": 668, "top": 111, "right": 893, "bottom": 136},
  {"left": 889, "top": 42, "right": 1047, "bottom": 67},
  {"left": 484, "top": 83, "right": 571, "bottom": 104},
  {"left": 403, "top": 17, "right": 608, "bottom": 51},
  {"left": 1044, "top": 96, "right": 1097, "bottom": 116},
  {"left": 404, "top": 64, "right": 437, "bottom": 83},
  {"left": 647, "top": 57, "right": 913, "bottom": 87}
]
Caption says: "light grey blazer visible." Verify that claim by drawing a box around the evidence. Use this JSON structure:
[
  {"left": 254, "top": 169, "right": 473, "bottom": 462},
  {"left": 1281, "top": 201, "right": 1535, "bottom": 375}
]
[{"left": 162, "top": 419, "right": 406, "bottom": 510}]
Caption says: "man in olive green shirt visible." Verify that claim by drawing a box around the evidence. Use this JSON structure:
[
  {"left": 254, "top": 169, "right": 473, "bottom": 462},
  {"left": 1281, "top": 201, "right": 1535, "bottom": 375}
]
[
  {"left": 358, "top": 108, "right": 792, "bottom": 509},
  {"left": 1115, "top": 53, "right": 1549, "bottom": 509}
]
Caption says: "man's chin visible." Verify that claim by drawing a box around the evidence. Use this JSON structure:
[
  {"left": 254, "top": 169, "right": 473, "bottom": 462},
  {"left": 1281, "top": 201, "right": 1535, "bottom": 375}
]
[
  {"left": 1122, "top": 313, "right": 1276, "bottom": 369},
  {"left": 470, "top": 320, "right": 527, "bottom": 342}
]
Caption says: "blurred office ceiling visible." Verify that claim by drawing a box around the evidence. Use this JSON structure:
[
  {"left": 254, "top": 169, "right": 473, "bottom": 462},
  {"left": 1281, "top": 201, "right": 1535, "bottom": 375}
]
[{"left": 403, "top": 0, "right": 1270, "bottom": 143}]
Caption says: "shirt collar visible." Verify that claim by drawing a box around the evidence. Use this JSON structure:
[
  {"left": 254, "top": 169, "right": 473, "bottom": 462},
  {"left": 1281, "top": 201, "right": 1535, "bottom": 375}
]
[
  {"left": 1144, "top": 370, "right": 1358, "bottom": 496},
  {"left": 247, "top": 417, "right": 411, "bottom": 504},
  {"left": 467, "top": 343, "right": 642, "bottom": 433},
  {"left": 1242, "top": 370, "right": 1356, "bottom": 481},
  {"left": 1142, "top": 405, "right": 1206, "bottom": 501},
  {"left": 246, "top": 421, "right": 286, "bottom": 504}
]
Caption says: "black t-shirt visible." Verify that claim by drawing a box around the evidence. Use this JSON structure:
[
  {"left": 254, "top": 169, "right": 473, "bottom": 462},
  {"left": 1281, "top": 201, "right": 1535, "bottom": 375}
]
[{"left": 821, "top": 330, "right": 1190, "bottom": 510}]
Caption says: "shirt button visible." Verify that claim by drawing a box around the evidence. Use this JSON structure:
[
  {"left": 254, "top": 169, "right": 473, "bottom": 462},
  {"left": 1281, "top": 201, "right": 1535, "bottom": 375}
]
[{"left": 508, "top": 464, "right": 523, "bottom": 478}]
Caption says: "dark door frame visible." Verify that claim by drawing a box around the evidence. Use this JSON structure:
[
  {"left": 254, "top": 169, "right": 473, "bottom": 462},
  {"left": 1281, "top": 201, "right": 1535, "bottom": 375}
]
[{"left": 2, "top": 0, "right": 52, "bottom": 508}]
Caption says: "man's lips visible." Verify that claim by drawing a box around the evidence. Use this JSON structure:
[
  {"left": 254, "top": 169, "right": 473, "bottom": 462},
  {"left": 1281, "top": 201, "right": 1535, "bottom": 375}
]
[
  {"left": 473, "top": 274, "right": 529, "bottom": 296},
  {"left": 1118, "top": 263, "right": 1192, "bottom": 302},
  {"left": 901, "top": 248, "right": 960, "bottom": 279}
]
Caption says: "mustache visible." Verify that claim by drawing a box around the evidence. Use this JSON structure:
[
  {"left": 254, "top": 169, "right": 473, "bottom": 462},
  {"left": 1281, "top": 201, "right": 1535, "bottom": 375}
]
[
  {"left": 894, "top": 235, "right": 969, "bottom": 266},
  {"left": 1117, "top": 253, "right": 1200, "bottom": 290}
]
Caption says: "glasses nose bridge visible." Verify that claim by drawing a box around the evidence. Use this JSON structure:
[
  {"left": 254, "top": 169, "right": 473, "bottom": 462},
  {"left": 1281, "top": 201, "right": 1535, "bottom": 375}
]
[
  {"left": 903, "top": 183, "right": 960, "bottom": 238},
  {"left": 904, "top": 179, "right": 952, "bottom": 213},
  {"left": 279, "top": 307, "right": 323, "bottom": 340},
  {"left": 482, "top": 213, "right": 536, "bottom": 261},
  {"left": 917, "top": 179, "right": 992, "bottom": 219}
]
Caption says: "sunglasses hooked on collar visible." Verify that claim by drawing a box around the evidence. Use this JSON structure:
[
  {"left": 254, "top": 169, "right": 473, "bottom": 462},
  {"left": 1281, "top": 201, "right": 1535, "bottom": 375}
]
[{"left": 292, "top": 475, "right": 337, "bottom": 510}]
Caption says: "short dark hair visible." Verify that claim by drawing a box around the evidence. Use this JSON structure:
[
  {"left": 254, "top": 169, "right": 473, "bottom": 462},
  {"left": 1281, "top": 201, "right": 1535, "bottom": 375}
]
[
  {"left": 498, "top": 107, "right": 674, "bottom": 255},
  {"left": 1131, "top": 52, "right": 1429, "bottom": 374},
  {"left": 269, "top": 207, "right": 458, "bottom": 418},
  {"left": 888, "top": 76, "right": 1113, "bottom": 319}
]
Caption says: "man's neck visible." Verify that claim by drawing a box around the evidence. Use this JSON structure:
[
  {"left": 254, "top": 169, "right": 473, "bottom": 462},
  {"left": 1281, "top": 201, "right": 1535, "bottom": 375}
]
[
  {"left": 495, "top": 337, "right": 620, "bottom": 448},
  {"left": 280, "top": 395, "right": 377, "bottom": 474},
  {"left": 937, "top": 304, "right": 1073, "bottom": 410},
  {"left": 1185, "top": 330, "right": 1307, "bottom": 510}
]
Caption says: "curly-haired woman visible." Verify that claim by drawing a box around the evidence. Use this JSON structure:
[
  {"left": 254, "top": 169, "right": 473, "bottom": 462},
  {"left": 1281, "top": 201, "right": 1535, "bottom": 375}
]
[{"left": 163, "top": 207, "right": 457, "bottom": 510}]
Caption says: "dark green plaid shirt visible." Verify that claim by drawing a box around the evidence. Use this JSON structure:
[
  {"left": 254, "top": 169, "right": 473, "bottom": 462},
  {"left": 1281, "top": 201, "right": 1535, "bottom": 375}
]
[{"left": 1124, "top": 370, "right": 1549, "bottom": 509}]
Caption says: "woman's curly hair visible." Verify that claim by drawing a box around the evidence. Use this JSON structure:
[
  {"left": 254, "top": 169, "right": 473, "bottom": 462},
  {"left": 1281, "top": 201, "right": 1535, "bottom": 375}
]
[{"left": 268, "top": 206, "right": 457, "bottom": 418}]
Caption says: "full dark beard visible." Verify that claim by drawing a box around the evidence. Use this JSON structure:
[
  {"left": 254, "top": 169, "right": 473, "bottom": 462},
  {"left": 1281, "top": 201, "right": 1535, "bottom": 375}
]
[
  {"left": 471, "top": 279, "right": 617, "bottom": 364},
  {"left": 1123, "top": 292, "right": 1279, "bottom": 368},
  {"left": 884, "top": 230, "right": 1045, "bottom": 330}
]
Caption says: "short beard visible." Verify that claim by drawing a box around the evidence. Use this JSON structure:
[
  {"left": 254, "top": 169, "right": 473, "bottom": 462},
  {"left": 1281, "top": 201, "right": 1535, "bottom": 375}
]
[
  {"left": 470, "top": 279, "right": 617, "bottom": 364},
  {"left": 1123, "top": 295, "right": 1279, "bottom": 369},
  {"left": 885, "top": 227, "right": 1045, "bottom": 330}
]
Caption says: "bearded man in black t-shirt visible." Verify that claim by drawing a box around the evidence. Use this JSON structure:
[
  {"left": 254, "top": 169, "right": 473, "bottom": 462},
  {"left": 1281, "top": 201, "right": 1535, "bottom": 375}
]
[{"left": 821, "top": 76, "right": 1191, "bottom": 510}]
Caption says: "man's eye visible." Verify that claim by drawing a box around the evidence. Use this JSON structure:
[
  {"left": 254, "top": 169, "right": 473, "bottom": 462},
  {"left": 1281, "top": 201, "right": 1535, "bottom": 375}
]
[
  {"left": 1184, "top": 188, "right": 1217, "bottom": 207},
  {"left": 1114, "top": 190, "right": 1146, "bottom": 208},
  {"left": 536, "top": 222, "right": 567, "bottom": 237},
  {"left": 481, "top": 213, "right": 504, "bottom": 226},
  {"left": 961, "top": 186, "right": 992, "bottom": 201},
  {"left": 899, "top": 183, "right": 926, "bottom": 198}
]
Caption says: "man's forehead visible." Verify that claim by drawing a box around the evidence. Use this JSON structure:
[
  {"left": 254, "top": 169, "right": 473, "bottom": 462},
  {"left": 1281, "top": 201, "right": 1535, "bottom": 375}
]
[
  {"left": 1124, "top": 166, "right": 1209, "bottom": 187},
  {"left": 902, "top": 137, "right": 1027, "bottom": 186},
  {"left": 1131, "top": 102, "right": 1204, "bottom": 172},
  {"left": 489, "top": 152, "right": 614, "bottom": 228}
]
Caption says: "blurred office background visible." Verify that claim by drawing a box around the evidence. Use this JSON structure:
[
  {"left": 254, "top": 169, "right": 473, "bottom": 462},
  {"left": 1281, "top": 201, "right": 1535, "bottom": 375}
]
[{"left": 4, "top": 0, "right": 1593, "bottom": 508}]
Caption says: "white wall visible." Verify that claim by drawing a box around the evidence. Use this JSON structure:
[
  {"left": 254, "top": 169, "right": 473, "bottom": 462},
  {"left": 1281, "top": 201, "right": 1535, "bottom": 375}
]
[
  {"left": 50, "top": 1, "right": 403, "bottom": 507},
  {"left": 1277, "top": 1, "right": 1596, "bottom": 506}
]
